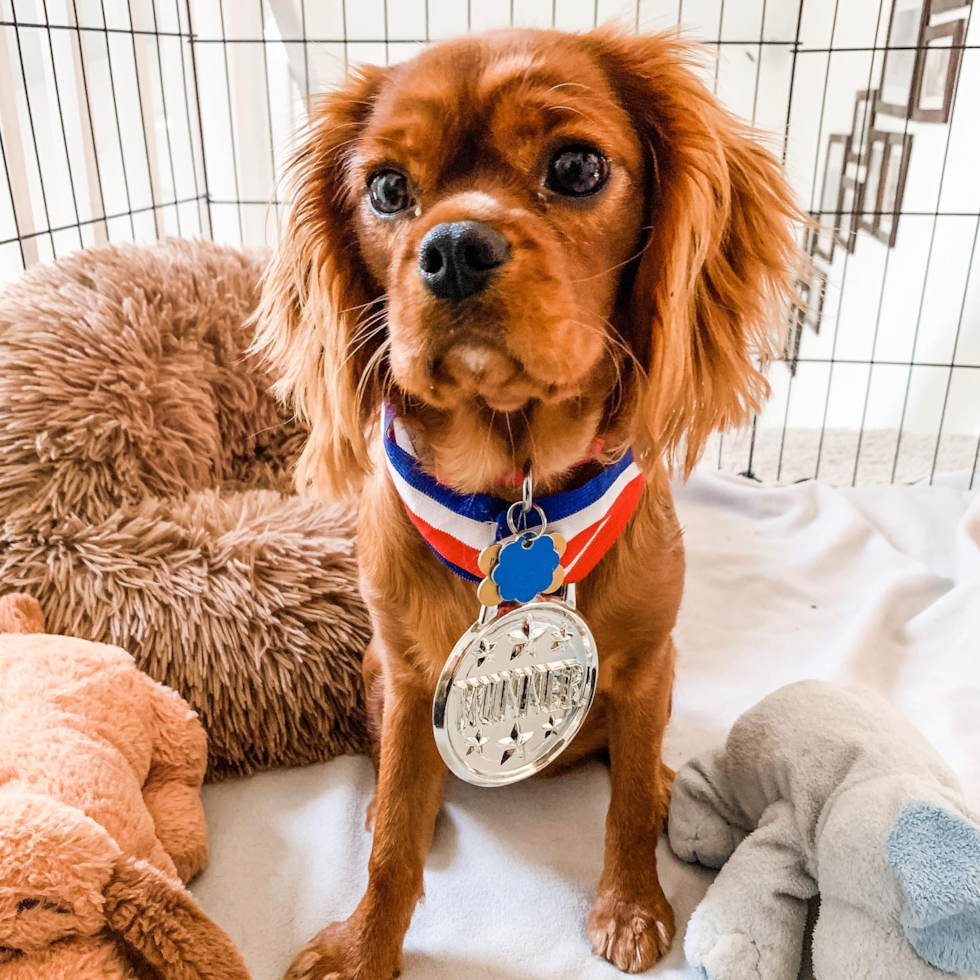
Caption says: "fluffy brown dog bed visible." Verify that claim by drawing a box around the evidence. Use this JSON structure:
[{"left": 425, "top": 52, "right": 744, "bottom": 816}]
[{"left": 0, "top": 240, "right": 371, "bottom": 777}]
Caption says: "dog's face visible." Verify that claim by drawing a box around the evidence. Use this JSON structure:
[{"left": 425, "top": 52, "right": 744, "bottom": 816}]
[
  {"left": 255, "top": 29, "right": 801, "bottom": 495},
  {"left": 350, "top": 38, "right": 645, "bottom": 487}
]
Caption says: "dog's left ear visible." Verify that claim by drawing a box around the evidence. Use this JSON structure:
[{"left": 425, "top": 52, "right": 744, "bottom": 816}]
[{"left": 590, "top": 30, "right": 804, "bottom": 475}]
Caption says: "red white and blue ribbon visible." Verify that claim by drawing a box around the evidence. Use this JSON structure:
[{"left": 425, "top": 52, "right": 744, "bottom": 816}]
[{"left": 383, "top": 407, "right": 645, "bottom": 584}]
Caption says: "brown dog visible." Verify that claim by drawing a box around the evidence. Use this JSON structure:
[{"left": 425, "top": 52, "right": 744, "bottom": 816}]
[{"left": 254, "top": 27, "right": 800, "bottom": 979}]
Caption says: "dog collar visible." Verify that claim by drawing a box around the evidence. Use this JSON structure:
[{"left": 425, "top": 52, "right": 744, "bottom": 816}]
[{"left": 382, "top": 406, "right": 644, "bottom": 584}]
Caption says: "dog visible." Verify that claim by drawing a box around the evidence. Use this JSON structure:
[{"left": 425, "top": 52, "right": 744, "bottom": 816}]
[{"left": 254, "top": 26, "right": 801, "bottom": 979}]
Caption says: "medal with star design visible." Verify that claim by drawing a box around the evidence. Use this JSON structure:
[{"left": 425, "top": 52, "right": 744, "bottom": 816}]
[{"left": 432, "top": 470, "right": 599, "bottom": 787}]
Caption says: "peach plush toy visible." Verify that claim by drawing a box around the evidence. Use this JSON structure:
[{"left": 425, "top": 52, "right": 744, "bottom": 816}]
[{"left": 0, "top": 592, "right": 251, "bottom": 980}]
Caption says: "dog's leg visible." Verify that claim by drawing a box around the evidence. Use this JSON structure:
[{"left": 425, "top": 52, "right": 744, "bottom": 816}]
[
  {"left": 362, "top": 637, "right": 385, "bottom": 830},
  {"left": 285, "top": 676, "right": 446, "bottom": 980},
  {"left": 587, "top": 638, "right": 676, "bottom": 973}
]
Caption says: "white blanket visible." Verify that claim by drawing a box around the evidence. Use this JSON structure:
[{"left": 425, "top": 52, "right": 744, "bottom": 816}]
[{"left": 194, "top": 472, "right": 980, "bottom": 980}]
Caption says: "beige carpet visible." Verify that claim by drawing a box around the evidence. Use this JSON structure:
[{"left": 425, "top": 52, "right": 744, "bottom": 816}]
[{"left": 703, "top": 428, "right": 979, "bottom": 487}]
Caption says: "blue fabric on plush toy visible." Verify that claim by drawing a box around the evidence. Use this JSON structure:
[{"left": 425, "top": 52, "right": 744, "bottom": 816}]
[
  {"left": 889, "top": 801, "right": 980, "bottom": 976},
  {"left": 668, "top": 681, "right": 980, "bottom": 980}
]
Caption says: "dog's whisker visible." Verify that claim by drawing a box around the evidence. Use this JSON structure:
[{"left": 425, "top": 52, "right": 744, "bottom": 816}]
[
  {"left": 341, "top": 324, "right": 389, "bottom": 374},
  {"left": 348, "top": 312, "right": 386, "bottom": 338},
  {"left": 348, "top": 303, "right": 390, "bottom": 337},
  {"left": 355, "top": 338, "right": 391, "bottom": 414},
  {"left": 563, "top": 319, "right": 627, "bottom": 415},
  {"left": 348, "top": 308, "right": 389, "bottom": 340},
  {"left": 504, "top": 412, "right": 516, "bottom": 459},
  {"left": 569, "top": 233, "right": 655, "bottom": 284},
  {"left": 520, "top": 407, "right": 539, "bottom": 468},
  {"left": 346, "top": 321, "right": 387, "bottom": 354},
  {"left": 340, "top": 307, "right": 391, "bottom": 366},
  {"left": 560, "top": 309, "right": 645, "bottom": 422},
  {"left": 484, "top": 409, "right": 499, "bottom": 468},
  {"left": 566, "top": 307, "right": 646, "bottom": 380},
  {"left": 340, "top": 293, "right": 388, "bottom": 316}
]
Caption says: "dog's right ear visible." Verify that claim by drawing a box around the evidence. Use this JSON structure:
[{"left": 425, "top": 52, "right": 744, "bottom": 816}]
[{"left": 252, "top": 65, "right": 388, "bottom": 500}]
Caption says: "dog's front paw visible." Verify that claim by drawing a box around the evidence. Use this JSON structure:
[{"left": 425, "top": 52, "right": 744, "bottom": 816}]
[
  {"left": 284, "top": 923, "right": 349, "bottom": 980},
  {"left": 284, "top": 920, "right": 402, "bottom": 980},
  {"left": 586, "top": 889, "right": 676, "bottom": 973}
]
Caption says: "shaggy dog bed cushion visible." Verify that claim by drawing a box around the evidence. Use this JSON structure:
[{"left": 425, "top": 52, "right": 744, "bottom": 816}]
[{"left": 0, "top": 240, "right": 371, "bottom": 777}]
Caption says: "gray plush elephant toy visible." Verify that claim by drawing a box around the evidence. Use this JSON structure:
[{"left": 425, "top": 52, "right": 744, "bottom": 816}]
[{"left": 668, "top": 680, "right": 980, "bottom": 980}]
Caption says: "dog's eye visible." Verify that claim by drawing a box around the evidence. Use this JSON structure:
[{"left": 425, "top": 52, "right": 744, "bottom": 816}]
[
  {"left": 547, "top": 145, "right": 608, "bottom": 197},
  {"left": 368, "top": 170, "right": 413, "bottom": 215}
]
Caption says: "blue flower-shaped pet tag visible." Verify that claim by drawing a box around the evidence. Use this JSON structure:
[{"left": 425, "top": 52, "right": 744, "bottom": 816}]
[
  {"left": 492, "top": 534, "right": 561, "bottom": 603},
  {"left": 474, "top": 496, "right": 568, "bottom": 607}
]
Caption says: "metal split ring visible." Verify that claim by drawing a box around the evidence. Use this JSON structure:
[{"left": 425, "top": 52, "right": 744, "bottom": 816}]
[{"left": 506, "top": 501, "right": 547, "bottom": 539}]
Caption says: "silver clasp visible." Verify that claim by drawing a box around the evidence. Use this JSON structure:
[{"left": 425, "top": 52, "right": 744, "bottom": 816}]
[{"left": 506, "top": 465, "right": 546, "bottom": 538}]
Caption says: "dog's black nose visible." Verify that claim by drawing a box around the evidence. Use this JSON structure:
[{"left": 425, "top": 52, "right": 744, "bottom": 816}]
[{"left": 418, "top": 221, "right": 511, "bottom": 301}]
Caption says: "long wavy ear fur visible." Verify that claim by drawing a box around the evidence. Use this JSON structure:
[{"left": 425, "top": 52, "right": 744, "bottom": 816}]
[
  {"left": 104, "top": 857, "right": 251, "bottom": 980},
  {"left": 591, "top": 29, "right": 805, "bottom": 475},
  {"left": 251, "top": 65, "right": 388, "bottom": 500}
]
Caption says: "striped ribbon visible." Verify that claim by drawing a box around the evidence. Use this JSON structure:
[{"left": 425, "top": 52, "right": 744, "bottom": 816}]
[{"left": 382, "top": 407, "right": 645, "bottom": 584}]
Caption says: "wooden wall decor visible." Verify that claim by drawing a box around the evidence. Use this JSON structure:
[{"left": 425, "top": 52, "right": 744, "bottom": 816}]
[
  {"left": 912, "top": 19, "right": 966, "bottom": 122},
  {"left": 879, "top": 0, "right": 970, "bottom": 122},
  {"left": 816, "top": 0, "right": 963, "bottom": 259},
  {"left": 928, "top": 0, "right": 972, "bottom": 16},
  {"left": 835, "top": 175, "right": 865, "bottom": 255},
  {"left": 850, "top": 89, "right": 878, "bottom": 161},
  {"left": 858, "top": 131, "right": 889, "bottom": 237},
  {"left": 879, "top": 0, "right": 931, "bottom": 119},
  {"left": 812, "top": 135, "right": 850, "bottom": 263},
  {"left": 785, "top": 247, "right": 828, "bottom": 376},
  {"left": 875, "top": 132, "right": 915, "bottom": 246},
  {"left": 779, "top": 0, "right": 966, "bottom": 375},
  {"left": 857, "top": 131, "right": 914, "bottom": 246}
]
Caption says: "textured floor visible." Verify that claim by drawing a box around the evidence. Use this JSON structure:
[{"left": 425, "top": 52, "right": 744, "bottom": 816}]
[{"left": 702, "top": 428, "right": 979, "bottom": 487}]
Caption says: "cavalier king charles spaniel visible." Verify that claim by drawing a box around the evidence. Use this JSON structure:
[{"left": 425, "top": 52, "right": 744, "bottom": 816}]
[{"left": 255, "top": 26, "right": 802, "bottom": 980}]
